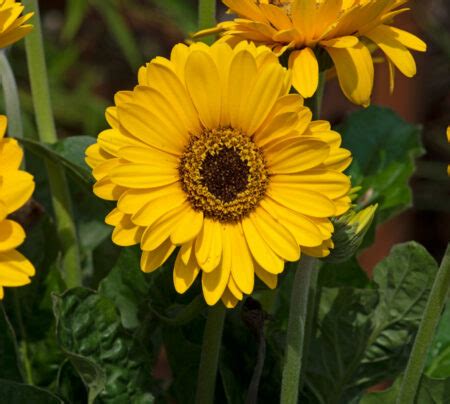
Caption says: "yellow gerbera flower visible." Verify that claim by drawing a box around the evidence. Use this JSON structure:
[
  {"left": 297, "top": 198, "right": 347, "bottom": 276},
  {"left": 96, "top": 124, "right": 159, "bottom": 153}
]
[
  {"left": 0, "top": 115, "right": 35, "bottom": 299},
  {"left": 86, "top": 42, "right": 352, "bottom": 308},
  {"left": 196, "top": 0, "right": 426, "bottom": 106},
  {"left": 0, "top": 0, "right": 33, "bottom": 48}
]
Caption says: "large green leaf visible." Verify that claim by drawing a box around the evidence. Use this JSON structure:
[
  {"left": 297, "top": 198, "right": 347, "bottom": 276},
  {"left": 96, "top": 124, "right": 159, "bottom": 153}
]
[
  {"left": 302, "top": 242, "right": 439, "bottom": 403},
  {"left": 0, "top": 380, "right": 63, "bottom": 403},
  {"left": 52, "top": 288, "right": 155, "bottom": 403},
  {"left": 339, "top": 106, "right": 424, "bottom": 223},
  {"left": 360, "top": 374, "right": 450, "bottom": 404}
]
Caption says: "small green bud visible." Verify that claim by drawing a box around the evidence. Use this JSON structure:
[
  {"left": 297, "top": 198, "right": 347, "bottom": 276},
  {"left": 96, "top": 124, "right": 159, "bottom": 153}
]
[{"left": 324, "top": 204, "right": 378, "bottom": 263}]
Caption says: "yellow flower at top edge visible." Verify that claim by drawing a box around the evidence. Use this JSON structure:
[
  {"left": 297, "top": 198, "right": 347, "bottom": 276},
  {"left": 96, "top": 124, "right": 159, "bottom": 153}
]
[
  {"left": 86, "top": 42, "right": 352, "bottom": 308},
  {"left": 196, "top": 0, "right": 426, "bottom": 106},
  {"left": 0, "top": 115, "right": 35, "bottom": 299},
  {"left": 0, "top": 0, "right": 33, "bottom": 49}
]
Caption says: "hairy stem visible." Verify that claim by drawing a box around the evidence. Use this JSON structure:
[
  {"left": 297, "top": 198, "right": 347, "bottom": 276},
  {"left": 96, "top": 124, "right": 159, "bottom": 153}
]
[
  {"left": 397, "top": 244, "right": 450, "bottom": 403},
  {"left": 195, "top": 304, "right": 226, "bottom": 404}
]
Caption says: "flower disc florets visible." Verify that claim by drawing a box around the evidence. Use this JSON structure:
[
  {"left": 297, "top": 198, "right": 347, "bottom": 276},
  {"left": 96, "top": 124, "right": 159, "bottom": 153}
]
[{"left": 179, "top": 127, "right": 269, "bottom": 223}]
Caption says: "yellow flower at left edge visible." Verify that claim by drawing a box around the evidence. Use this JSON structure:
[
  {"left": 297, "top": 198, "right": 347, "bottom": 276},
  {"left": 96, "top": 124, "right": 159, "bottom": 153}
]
[
  {"left": 86, "top": 42, "right": 353, "bottom": 308},
  {"left": 0, "top": 0, "right": 33, "bottom": 49},
  {"left": 0, "top": 115, "right": 36, "bottom": 299},
  {"left": 447, "top": 126, "right": 450, "bottom": 176}
]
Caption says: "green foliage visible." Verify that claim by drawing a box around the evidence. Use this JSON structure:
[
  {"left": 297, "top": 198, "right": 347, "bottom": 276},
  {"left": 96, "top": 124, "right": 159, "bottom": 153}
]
[
  {"left": 0, "top": 306, "right": 22, "bottom": 382},
  {"left": 52, "top": 287, "right": 155, "bottom": 403},
  {"left": 339, "top": 106, "right": 424, "bottom": 224},
  {"left": 304, "top": 242, "right": 439, "bottom": 403},
  {"left": 426, "top": 302, "right": 450, "bottom": 378}
]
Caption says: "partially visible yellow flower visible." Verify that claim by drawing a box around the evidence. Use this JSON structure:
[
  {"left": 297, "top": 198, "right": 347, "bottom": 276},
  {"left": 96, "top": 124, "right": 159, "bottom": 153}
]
[
  {"left": 0, "top": 0, "right": 33, "bottom": 48},
  {"left": 196, "top": 0, "right": 426, "bottom": 106},
  {"left": 447, "top": 126, "right": 450, "bottom": 176},
  {"left": 0, "top": 115, "right": 35, "bottom": 299},
  {"left": 86, "top": 42, "right": 352, "bottom": 308}
]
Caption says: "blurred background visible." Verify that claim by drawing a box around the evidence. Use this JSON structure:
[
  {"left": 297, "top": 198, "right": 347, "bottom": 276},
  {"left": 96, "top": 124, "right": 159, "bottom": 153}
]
[{"left": 4, "top": 0, "right": 450, "bottom": 271}]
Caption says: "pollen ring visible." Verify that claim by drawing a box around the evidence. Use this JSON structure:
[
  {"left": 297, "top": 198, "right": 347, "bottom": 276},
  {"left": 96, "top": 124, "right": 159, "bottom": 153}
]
[{"left": 179, "top": 127, "right": 269, "bottom": 223}]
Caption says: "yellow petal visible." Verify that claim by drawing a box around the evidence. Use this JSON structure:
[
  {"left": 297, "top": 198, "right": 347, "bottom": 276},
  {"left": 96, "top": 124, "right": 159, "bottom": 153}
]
[
  {"left": 265, "top": 139, "right": 330, "bottom": 174},
  {"left": 320, "top": 36, "right": 359, "bottom": 48},
  {"left": 229, "top": 224, "right": 254, "bottom": 295},
  {"left": 131, "top": 188, "right": 186, "bottom": 227},
  {"left": 140, "top": 239, "right": 176, "bottom": 273},
  {"left": 140, "top": 203, "right": 188, "bottom": 251},
  {"left": 291, "top": 0, "right": 317, "bottom": 41},
  {"left": 364, "top": 25, "right": 417, "bottom": 77},
  {"left": 326, "top": 42, "right": 374, "bottom": 106},
  {"left": 195, "top": 219, "right": 222, "bottom": 273},
  {"left": 185, "top": 50, "right": 222, "bottom": 129},
  {"left": 118, "top": 103, "right": 185, "bottom": 155},
  {"left": 0, "top": 220, "right": 25, "bottom": 252},
  {"left": 221, "top": 288, "right": 239, "bottom": 308},
  {"left": 0, "top": 171, "right": 34, "bottom": 214},
  {"left": 254, "top": 263, "right": 278, "bottom": 290},
  {"left": 250, "top": 207, "right": 300, "bottom": 261},
  {"left": 173, "top": 248, "right": 200, "bottom": 294},
  {"left": 0, "top": 249, "right": 35, "bottom": 287},
  {"left": 110, "top": 163, "right": 179, "bottom": 189},
  {"left": 202, "top": 261, "right": 230, "bottom": 306},
  {"left": 259, "top": 4, "right": 292, "bottom": 30},
  {"left": 171, "top": 208, "right": 203, "bottom": 245},
  {"left": 289, "top": 48, "right": 319, "bottom": 98},
  {"left": 272, "top": 169, "right": 350, "bottom": 199},
  {"left": 242, "top": 217, "right": 284, "bottom": 274},
  {"left": 371, "top": 25, "right": 426, "bottom": 52},
  {"left": 239, "top": 62, "right": 286, "bottom": 135},
  {"left": 0, "top": 139, "right": 23, "bottom": 171},
  {"left": 268, "top": 183, "right": 336, "bottom": 217},
  {"left": 227, "top": 49, "right": 257, "bottom": 130},
  {"left": 111, "top": 214, "right": 144, "bottom": 246}
]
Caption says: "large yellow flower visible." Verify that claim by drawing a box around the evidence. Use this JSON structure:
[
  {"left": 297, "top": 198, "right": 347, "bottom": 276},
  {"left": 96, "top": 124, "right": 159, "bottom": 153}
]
[
  {"left": 86, "top": 42, "right": 352, "bottom": 307},
  {"left": 196, "top": 0, "right": 426, "bottom": 106},
  {"left": 0, "top": 0, "right": 33, "bottom": 48},
  {"left": 0, "top": 115, "right": 35, "bottom": 299}
]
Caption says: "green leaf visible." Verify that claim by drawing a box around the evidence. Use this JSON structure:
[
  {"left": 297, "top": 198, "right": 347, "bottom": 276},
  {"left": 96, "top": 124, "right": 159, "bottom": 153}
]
[
  {"left": 0, "top": 380, "right": 63, "bottom": 403},
  {"left": 18, "top": 136, "right": 96, "bottom": 188},
  {"left": 360, "top": 374, "right": 450, "bottom": 404},
  {"left": 98, "top": 248, "right": 149, "bottom": 330},
  {"left": 303, "top": 242, "right": 439, "bottom": 403},
  {"left": 52, "top": 287, "right": 155, "bottom": 403},
  {"left": 339, "top": 106, "right": 424, "bottom": 223}
]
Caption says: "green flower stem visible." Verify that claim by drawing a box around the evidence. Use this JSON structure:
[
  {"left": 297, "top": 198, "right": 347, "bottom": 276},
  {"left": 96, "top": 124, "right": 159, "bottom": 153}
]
[
  {"left": 23, "top": 0, "right": 82, "bottom": 288},
  {"left": 280, "top": 72, "right": 326, "bottom": 404},
  {"left": 0, "top": 51, "right": 24, "bottom": 140},
  {"left": 280, "top": 256, "right": 316, "bottom": 404},
  {"left": 198, "top": 0, "right": 216, "bottom": 44},
  {"left": 195, "top": 303, "right": 226, "bottom": 404},
  {"left": 397, "top": 244, "right": 450, "bottom": 404}
]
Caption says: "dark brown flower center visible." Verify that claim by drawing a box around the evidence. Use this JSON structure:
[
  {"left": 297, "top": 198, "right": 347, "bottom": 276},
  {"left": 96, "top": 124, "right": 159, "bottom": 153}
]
[{"left": 179, "top": 127, "right": 269, "bottom": 223}]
